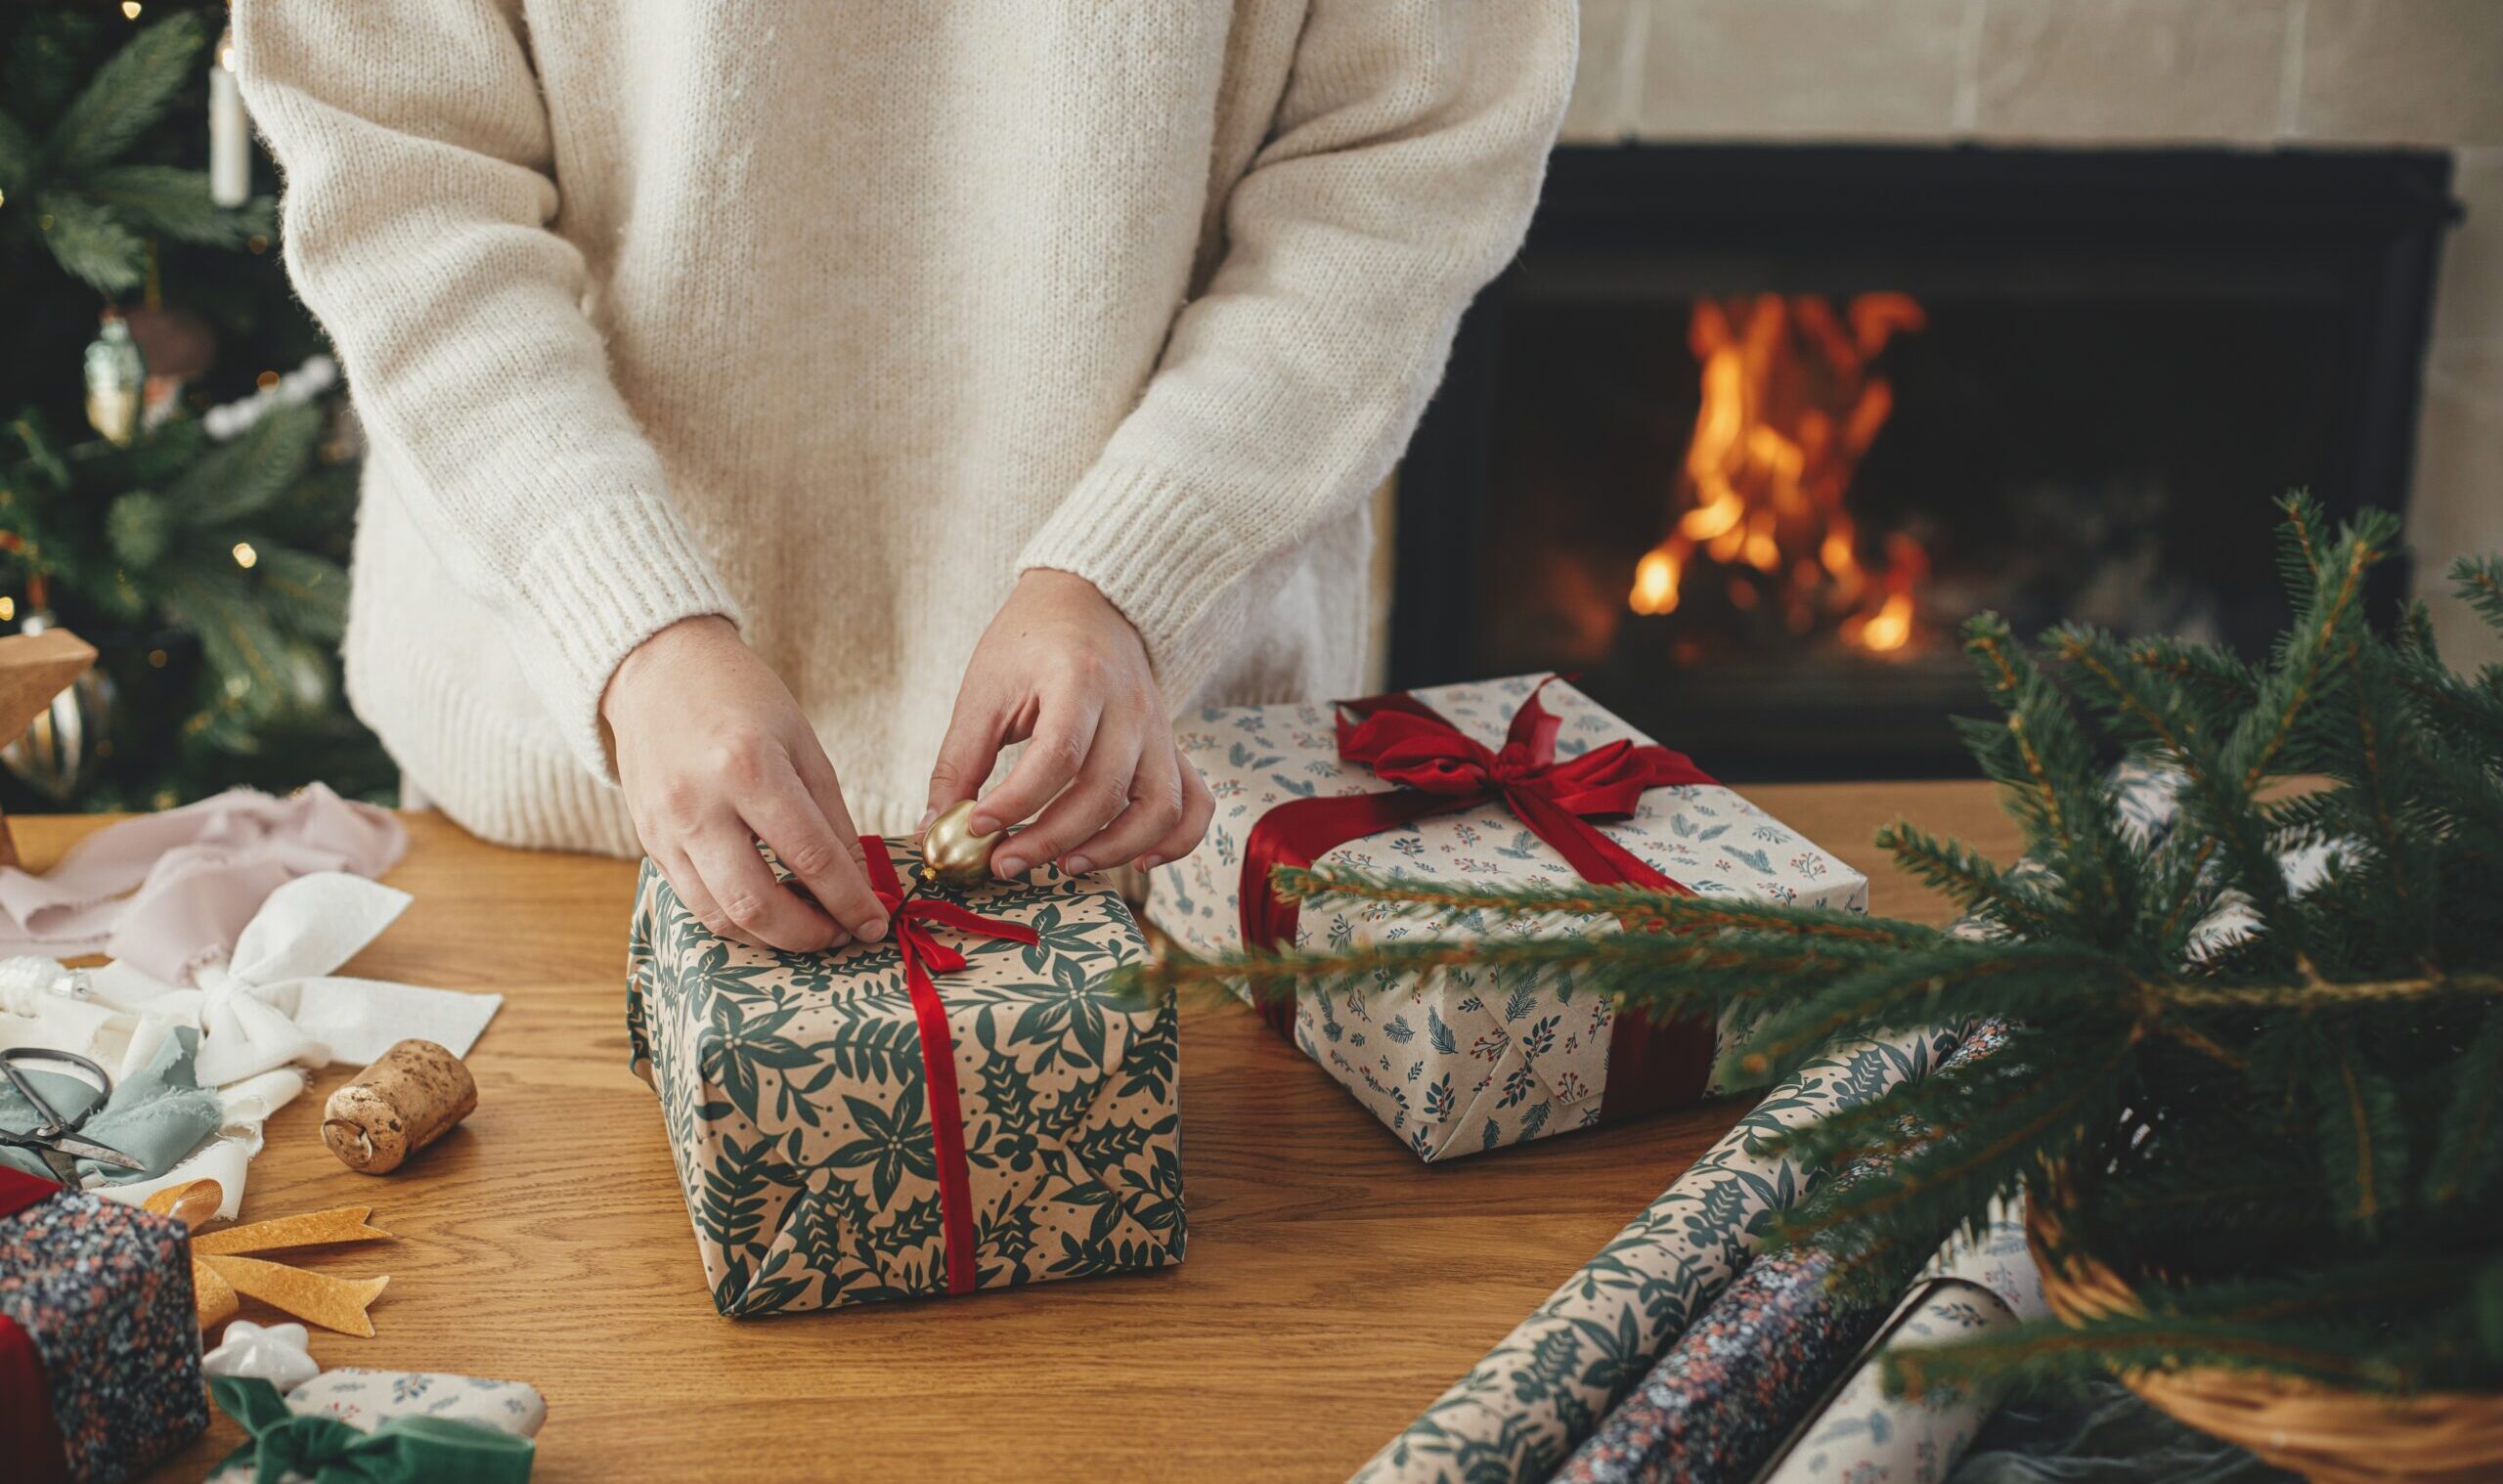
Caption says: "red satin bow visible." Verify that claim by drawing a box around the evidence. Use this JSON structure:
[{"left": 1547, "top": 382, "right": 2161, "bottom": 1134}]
[
  {"left": 1237, "top": 677, "right": 1722, "bottom": 1121},
  {"left": 859, "top": 840, "right": 1038, "bottom": 1296}
]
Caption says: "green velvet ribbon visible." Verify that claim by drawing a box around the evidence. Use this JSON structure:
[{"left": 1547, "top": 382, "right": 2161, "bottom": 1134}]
[{"left": 210, "top": 1376, "right": 536, "bottom": 1484}]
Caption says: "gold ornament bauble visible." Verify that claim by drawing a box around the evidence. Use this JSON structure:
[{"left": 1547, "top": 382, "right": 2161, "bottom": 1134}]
[{"left": 921, "top": 799, "right": 1004, "bottom": 888}]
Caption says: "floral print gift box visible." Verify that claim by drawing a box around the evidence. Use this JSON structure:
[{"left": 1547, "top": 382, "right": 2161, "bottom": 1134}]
[
  {"left": 1152, "top": 675, "right": 1868, "bottom": 1162},
  {"left": 628, "top": 840, "right": 1184, "bottom": 1316}
]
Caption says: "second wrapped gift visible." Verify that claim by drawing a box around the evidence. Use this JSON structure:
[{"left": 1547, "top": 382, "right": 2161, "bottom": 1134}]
[
  {"left": 628, "top": 840, "right": 1184, "bottom": 1315},
  {"left": 1156, "top": 674, "right": 1867, "bottom": 1160}
]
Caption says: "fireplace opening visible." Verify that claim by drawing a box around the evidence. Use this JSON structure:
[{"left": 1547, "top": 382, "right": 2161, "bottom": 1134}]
[{"left": 1394, "top": 146, "right": 2459, "bottom": 780}]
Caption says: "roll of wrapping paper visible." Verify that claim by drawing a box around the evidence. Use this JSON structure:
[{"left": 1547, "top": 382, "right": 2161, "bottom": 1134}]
[
  {"left": 1551, "top": 1028, "right": 2008, "bottom": 1484},
  {"left": 1553, "top": 1242, "right": 1887, "bottom": 1484},
  {"left": 1751, "top": 1199, "right": 2047, "bottom": 1484},
  {"left": 1349, "top": 1024, "right": 1971, "bottom": 1484}
]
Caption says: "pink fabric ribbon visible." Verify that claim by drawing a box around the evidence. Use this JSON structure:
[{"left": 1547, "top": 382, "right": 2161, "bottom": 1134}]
[{"left": 0, "top": 784, "right": 405, "bottom": 983}]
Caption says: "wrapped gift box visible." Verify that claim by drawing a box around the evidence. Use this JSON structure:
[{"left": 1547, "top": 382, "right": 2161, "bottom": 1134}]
[
  {"left": 1154, "top": 675, "right": 1868, "bottom": 1161},
  {"left": 628, "top": 839, "right": 1184, "bottom": 1316},
  {"left": 0, "top": 1168, "right": 207, "bottom": 1484},
  {"left": 206, "top": 1370, "right": 544, "bottom": 1484}
]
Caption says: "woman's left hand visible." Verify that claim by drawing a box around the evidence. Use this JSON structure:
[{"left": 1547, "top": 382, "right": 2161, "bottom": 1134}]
[{"left": 927, "top": 569, "right": 1214, "bottom": 879}]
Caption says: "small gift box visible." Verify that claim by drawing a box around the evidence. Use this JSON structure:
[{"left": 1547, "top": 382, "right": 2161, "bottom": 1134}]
[
  {"left": 628, "top": 838, "right": 1184, "bottom": 1316},
  {"left": 0, "top": 1168, "right": 208, "bottom": 1484},
  {"left": 1154, "top": 675, "right": 1869, "bottom": 1160},
  {"left": 205, "top": 1373, "right": 540, "bottom": 1484}
]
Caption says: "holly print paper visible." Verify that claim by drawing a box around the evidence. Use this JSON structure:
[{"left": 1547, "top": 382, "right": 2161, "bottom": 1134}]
[
  {"left": 1154, "top": 675, "right": 1867, "bottom": 1160},
  {"left": 628, "top": 844, "right": 1183, "bottom": 1316}
]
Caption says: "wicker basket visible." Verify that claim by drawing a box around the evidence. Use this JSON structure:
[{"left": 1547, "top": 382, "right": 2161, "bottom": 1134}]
[{"left": 2025, "top": 1192, "right": 2503, "bottom": 1484}]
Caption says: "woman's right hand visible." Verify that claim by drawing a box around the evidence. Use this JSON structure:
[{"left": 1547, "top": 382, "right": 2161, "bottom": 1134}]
[{"left": 601, "top": 616, "right": 889, "bottom": 952}]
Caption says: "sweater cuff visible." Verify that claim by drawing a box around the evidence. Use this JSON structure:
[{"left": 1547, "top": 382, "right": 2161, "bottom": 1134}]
[
  {"left": 1018, "top": 460, "right": 1249, "bottom": 711},
  {"left": 508, "top": 490, "right": 742, "bottom": 781}
]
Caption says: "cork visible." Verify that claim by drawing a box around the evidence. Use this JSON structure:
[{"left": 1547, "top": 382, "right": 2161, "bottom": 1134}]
[{"left": 323, "top": 1038, "right": 477, "bottom": 1174}]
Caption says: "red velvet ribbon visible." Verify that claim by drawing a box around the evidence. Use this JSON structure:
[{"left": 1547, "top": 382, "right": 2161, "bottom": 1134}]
[
  {"left": 1237, "top": 678, "right": 1724, "bottom": 1120},
  {"left": 860, "top": 840, "right": 1039, "bottom": 1297},
  {"left": 0, "top": 1168, "right": 72, "bottom": 1484}
]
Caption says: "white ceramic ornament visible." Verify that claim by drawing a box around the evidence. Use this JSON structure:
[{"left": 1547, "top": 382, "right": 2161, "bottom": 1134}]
[{"left": 201, "top": 1319, "right": 321, "bottom": 1393}]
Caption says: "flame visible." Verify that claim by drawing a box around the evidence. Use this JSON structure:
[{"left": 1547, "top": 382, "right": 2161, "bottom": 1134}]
[
  {"left": 1628, "top": 293, "right": 1930, "bottom": 654},
  {"left": 1631, "top": 547, "right": 1681, "bottom": 615}
]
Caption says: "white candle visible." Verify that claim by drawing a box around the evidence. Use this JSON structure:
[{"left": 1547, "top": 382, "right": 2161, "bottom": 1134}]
[{"left": 209, "top": 32, "right": 248, "bottom": 207}]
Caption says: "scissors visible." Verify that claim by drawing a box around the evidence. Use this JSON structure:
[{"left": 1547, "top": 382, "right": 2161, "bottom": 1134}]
[{"left": 0, "top": 1048, "right": 145, "bottom": 1187}]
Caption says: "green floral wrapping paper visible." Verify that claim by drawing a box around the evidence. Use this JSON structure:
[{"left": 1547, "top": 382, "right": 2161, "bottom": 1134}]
[
  {"left": 627, "top": 845, "right": 1185, "bottom": 1316},
  {"left": 1350, "top": 1025, "right": 1968, "bottom": 1484}
]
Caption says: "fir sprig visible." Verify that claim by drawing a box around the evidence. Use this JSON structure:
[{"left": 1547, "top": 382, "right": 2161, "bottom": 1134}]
[{"left": 1124, "top": 497, "right": 2503, "bottom": 1394}]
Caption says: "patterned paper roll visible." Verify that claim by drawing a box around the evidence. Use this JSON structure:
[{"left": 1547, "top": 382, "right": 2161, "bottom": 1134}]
[
  {"left": 1350, "top": 1024, "right": 1970, "bottom": 1484},
  {"left": 1551, "top": 1030, "right": 2010, "bottom": 1484},
  {"left": 1553, "top": 1243, "right": 1888, "bottom": 1484},
  {"left": 1757, "top": 1200, "right": 2047, "bottom": 1484}
]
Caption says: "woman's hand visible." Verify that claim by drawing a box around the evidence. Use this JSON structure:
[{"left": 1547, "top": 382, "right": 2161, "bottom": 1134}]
[
  {"left": 927, "top": 570, "right": 1213, "bottom": 879},
  {"left": 603, "top": 616, "right": 889, "bottom": 951}
]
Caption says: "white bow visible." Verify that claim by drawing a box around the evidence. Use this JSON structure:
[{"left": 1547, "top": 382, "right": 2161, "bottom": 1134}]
[{"left": 85, "top": 872, "right": 501, "bottom": 1088}]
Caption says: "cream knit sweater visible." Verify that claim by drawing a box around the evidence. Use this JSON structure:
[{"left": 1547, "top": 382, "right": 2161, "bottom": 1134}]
[{"left": 236, "top": 3, "right": 1573, "bottom": 854}]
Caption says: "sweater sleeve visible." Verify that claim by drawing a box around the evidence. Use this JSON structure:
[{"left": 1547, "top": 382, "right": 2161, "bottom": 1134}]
[
  {"left": 1018, "top": 0, "right": 1575, "bottom": 707},
  {"left": 234, "top": 1, "right": 739, "bottom": 780}
]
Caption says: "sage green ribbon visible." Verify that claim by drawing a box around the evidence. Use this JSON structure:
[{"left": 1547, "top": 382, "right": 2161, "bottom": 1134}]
[{"left": 211, "top": 1376, "right": 535, "bottom": 1484}]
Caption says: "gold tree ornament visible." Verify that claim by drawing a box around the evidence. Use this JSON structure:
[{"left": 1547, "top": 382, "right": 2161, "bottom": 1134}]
[{"left": 922, "top": 798, "right": 1005, "bottom": 887}]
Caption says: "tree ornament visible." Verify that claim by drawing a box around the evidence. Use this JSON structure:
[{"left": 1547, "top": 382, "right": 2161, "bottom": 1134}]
[
  {"left": 208, "top": 28, "right": 249, "bottom": 208},
  {"left": 0, "top": 612, "right": 114, "bottom": 802},
  {"left": 922, "top": 798, "right": 1005, "bottom": 887},
  {"left": 83, "top": 310, "right": 147, "bottom": 445},
  {"left": 123, "top": 303, "right": 217, "bottom": 425}
]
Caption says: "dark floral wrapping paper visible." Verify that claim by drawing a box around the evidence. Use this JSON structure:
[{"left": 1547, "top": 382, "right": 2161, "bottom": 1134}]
[
  {"left": 1349, "top": 1025, "right": 1968, "bottom": 1484},
  {"left": 1552, "top": 1025, "right": 2012, "bottom": 1484},
  {"left": 1551, "top": 1243, "right": 1887, "bottom": 1484},
  {"left": 627, "top": 844, "right": 1184, "bottom": 1316},
  {"left": 0, "top": 1174, "right": 207, "bottom": 1483}
]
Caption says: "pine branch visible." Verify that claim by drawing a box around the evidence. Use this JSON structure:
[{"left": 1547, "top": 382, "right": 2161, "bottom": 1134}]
[
  {"left": 81, "top": 163, "right": 271, "bottom": 246},
  {"left": 2424, "top": 1011, "right": 2503, "bottom": 1208},
  {"left": 31, "top": 187, "right": 144, "bottom": 292},
  {"left": 1875, "top": 819, "right": 2069, "bottom": 940},
  {"left": 42, "top": 12, "right": 203, "bottom": 175},
  {"left": 1272, "top": 864, "right": 1938, "bottom": 947},
  {"left": 2456, "top": 554, "right": 2503, "bottom": 636}
]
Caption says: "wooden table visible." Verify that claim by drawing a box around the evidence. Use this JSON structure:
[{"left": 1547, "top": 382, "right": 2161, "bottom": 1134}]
[{"left": 58, "top": 780, "right": 2020, "bottom": 1482}]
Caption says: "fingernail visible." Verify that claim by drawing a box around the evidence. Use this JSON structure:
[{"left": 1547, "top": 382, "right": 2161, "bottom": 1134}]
[
  {"left": 827, "top": 931, "right": 853, "bottom": 949},
  {"left": 1138, "top": 855, "right": 1162, "bottom": 871},
  {"left": 994, "top": 855, "right": 1027, "bottom": 880},
  {"left": 1063, "top": 854, "right": 1092, "bottom": 875},
  {"left": 970, "top": 814, "right": 1000, "bottom": 836},
  {"left": 917, "top": 807, "right": 937, "bottom": 830},
  {"left": 861, "top": 918, "right": 889, "bottom": 942}
]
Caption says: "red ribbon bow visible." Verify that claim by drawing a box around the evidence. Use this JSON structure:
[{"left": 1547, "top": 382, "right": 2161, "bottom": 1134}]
[
  {"left": 1238, "top": 677, "right": 1723, "bottom": 1121},
  {"left": 860, "top": 840, "right": 1038, "bottom": 1296}
]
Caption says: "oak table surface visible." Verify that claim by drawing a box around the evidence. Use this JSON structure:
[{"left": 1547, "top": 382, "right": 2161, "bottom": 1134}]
[{"left": 50, "top": 780, "right": 2021, "bottom": 1484}]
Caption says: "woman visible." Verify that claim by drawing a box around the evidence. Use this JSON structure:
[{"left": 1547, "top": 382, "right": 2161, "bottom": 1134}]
[{"left": 236, "top": 2, "right": 1573, "bottom": 952}]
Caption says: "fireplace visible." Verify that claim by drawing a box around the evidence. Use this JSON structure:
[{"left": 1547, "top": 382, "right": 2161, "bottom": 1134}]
[{"left": 1392, "top": 146, "right": 2460, "bottom": 780}]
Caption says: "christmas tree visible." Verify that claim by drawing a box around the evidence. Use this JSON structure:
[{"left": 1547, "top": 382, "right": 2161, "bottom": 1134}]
[
  {"left": 0, "top": 3, "right": 389, "bottom": 811},
  {"left": 1143, "top": 495, "right": 2503, "bottom": 1399}
]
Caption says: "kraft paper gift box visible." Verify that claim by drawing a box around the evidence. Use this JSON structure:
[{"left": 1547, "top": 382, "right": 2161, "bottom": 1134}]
[
  {"left": 1152, "top": 674, "right": 1868, "bottom": 1161},
  {"left": 628, "top": 838, "right": 1184, "bottom": 1316},
  {"left": 0, "top": 1167, "right": 208, "bottom": 1484}
]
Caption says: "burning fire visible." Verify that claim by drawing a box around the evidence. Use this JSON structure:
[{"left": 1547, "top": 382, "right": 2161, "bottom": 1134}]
[{"left": 1629, "top": 293, "right": 1929, "bottom": 653}]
